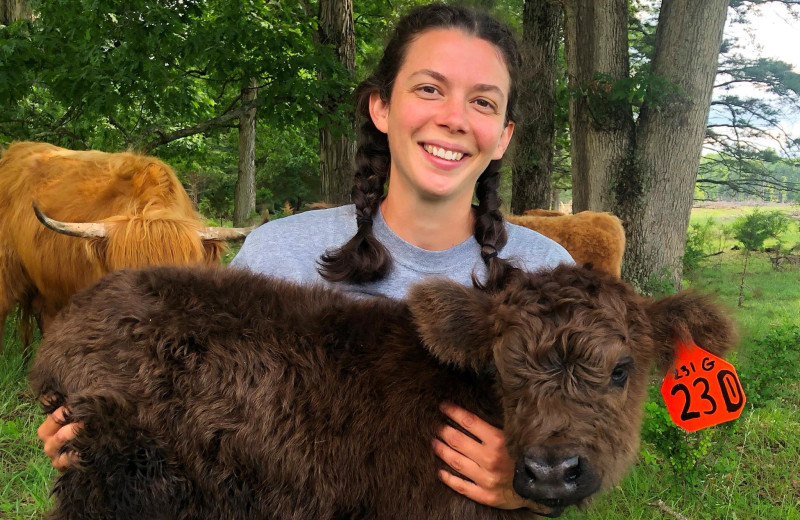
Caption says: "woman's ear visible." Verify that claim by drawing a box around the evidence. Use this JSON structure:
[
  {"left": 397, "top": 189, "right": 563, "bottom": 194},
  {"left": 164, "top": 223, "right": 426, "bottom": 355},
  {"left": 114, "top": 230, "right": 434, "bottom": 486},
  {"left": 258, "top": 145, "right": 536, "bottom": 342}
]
[
  {"left": 369, "top": 91, "right": 390, "bottom": 134},
  {"left": 492, "top": 120, "right": 515, "bottom": 160}
]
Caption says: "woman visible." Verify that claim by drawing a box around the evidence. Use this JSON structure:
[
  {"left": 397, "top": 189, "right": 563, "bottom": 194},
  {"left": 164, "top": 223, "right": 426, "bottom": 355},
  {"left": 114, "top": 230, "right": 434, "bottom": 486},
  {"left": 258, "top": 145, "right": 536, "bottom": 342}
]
[{"left": 39, "top": 3, "right": 572, "bottom": 513}]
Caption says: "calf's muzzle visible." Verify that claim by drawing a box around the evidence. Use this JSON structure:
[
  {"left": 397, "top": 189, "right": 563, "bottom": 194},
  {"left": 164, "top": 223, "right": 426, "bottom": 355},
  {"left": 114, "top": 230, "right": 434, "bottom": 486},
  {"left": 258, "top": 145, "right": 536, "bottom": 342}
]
[{"left": 513, "top": 450, "right": 601, "bottom": 517}]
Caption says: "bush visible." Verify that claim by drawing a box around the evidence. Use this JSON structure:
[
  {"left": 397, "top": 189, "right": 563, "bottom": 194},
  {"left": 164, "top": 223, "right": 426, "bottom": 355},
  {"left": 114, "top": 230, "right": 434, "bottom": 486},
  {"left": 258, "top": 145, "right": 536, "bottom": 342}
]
[
  {"left": 683, "top": 217, "right": 717, "bottom": 273},
  {"left": 641, "top": 396, "right": 712, "bottom": 479},
  {"left": 739, "top": 324, "right": 800, "bottom": 406},
  {"left": 731, "top": 209, "right": 790, "bottom": 252}
]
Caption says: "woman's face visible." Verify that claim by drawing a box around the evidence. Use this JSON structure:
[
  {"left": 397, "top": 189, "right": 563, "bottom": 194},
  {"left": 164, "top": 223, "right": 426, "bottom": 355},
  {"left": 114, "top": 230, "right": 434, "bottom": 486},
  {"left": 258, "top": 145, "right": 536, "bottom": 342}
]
[{"left": 370, "top": 29, "right": 514, "bottom": 206}]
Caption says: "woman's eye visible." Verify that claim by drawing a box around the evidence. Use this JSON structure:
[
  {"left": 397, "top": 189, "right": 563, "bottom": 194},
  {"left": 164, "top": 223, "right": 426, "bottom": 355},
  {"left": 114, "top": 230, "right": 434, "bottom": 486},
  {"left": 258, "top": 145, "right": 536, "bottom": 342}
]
[
  {"left": 473, "top": 98, "right": 497, "bottom": 112},
  {"left": 417, "top": 85, "right": 439, "bottom": 96}
]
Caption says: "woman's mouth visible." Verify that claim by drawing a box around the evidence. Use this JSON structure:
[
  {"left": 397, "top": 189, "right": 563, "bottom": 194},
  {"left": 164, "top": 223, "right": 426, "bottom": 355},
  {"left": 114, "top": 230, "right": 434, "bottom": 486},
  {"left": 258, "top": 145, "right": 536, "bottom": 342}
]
[{"left": 422, "top": 143, "right": 467, "bottom": 162}]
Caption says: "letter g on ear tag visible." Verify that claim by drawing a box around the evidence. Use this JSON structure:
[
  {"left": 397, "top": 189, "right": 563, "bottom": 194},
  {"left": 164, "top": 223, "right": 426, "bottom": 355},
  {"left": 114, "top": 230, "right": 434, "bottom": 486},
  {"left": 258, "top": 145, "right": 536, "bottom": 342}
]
[{"left": 661, "top": 337, "right": 746, "bottom": 432}]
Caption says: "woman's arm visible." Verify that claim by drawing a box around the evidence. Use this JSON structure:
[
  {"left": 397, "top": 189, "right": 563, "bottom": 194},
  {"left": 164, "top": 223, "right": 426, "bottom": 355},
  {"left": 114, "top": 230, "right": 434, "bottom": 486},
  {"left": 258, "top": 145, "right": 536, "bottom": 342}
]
[{"left": 433, "top": 402, "right": 534, "bottom": 510}]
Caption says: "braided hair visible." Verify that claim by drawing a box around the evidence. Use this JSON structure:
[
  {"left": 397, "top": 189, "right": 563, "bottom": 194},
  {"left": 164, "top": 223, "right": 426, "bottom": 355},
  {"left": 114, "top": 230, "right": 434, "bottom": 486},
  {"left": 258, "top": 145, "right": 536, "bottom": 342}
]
[{"left": 318, "top": 3, "right": 521, "bottom": 291}]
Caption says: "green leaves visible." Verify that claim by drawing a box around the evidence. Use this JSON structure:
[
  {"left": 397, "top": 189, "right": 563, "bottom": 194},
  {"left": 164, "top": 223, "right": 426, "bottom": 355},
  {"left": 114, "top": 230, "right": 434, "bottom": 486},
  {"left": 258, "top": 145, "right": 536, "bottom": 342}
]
[
  {"left": 1, "top": 0, "right": 348, "bottom": 149},
  {"left": 732, "top": 209, "right": 791, "bottom": 251}
]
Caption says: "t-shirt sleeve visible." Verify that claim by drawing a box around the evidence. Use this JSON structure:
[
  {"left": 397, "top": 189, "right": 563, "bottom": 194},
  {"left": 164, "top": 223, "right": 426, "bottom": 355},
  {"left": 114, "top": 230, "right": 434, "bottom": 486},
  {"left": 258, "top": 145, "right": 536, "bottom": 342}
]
[
  {"left": 504, "top": 222, "right": 575, "bottom": 272},
  {"left": 228, "top": 206, "right": 356, "bottom": 285}
]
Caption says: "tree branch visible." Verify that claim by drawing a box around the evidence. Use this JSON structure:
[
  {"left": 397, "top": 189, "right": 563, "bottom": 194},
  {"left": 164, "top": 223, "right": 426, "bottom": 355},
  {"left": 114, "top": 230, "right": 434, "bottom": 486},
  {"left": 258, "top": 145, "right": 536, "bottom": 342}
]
[{"left": 139, "top": 97, "right": 267, "bottom": 153}]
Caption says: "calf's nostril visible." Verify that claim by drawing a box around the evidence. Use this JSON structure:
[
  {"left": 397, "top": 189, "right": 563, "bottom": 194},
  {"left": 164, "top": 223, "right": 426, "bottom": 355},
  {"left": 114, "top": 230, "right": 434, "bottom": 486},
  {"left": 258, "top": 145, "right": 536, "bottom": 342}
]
[{"left": 562, "top": 455, "right": 581, "bottom": 483}]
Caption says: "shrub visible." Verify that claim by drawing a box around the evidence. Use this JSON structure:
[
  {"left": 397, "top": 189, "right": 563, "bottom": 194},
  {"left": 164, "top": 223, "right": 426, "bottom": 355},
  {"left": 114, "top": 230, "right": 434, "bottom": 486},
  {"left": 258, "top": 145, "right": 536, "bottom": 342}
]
[
  {"left": 731, "top": 209, "right": 790, "bottom": 252},
  {"left": 683, "top": 217, "right": 717, "bottom": 273},
  {"left": 641, "top": 396, "right": 712, "bottom": 479},
  {"left": 731, "top": 210, "right": 791, "bottom": 306},
  {"left": 739, "top": 324, "right": 800, "bottom": 406}
]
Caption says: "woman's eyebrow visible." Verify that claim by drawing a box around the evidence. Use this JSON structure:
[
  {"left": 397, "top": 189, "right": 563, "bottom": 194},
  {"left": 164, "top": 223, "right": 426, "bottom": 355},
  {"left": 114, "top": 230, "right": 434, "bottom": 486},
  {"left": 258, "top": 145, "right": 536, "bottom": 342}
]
[{"left": 409, "top": 69, "right": 505, "bottom": 99}]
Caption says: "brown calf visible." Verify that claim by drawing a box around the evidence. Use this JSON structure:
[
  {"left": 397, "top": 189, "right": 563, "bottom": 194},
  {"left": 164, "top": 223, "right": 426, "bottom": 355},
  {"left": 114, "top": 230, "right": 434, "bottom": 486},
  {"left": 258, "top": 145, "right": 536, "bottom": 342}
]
[{"left": 30, "top": 264, "right": 736, "bottom": 520}]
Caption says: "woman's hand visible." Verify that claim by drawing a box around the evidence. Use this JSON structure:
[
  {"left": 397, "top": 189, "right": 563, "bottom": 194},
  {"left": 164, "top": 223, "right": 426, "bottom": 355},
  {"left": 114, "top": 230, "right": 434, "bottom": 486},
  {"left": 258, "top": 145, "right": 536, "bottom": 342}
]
[
  {"left": 433, "top": 402, "right": 533, "bottom": 510},
  {"left": 37, "top": 406, "right": 80, "bottom": 471}
]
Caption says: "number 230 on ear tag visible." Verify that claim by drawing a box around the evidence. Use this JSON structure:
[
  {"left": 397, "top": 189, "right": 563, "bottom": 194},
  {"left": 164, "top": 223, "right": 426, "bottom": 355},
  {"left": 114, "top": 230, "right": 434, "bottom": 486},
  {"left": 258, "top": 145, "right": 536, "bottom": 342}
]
[{"left": 661, "top": 338, "right": 746, "bottom": 432}]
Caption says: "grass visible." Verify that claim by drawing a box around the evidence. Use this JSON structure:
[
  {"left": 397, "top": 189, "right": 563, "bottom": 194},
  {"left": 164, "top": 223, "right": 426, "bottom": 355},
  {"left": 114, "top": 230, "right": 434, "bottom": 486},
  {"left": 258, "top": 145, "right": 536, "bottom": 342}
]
[
  {"left": 0, "top": 328, "right": 54, "bottom": 519},
  {"left": 1, "top": 206, "right": 798, "bottom": 519}
]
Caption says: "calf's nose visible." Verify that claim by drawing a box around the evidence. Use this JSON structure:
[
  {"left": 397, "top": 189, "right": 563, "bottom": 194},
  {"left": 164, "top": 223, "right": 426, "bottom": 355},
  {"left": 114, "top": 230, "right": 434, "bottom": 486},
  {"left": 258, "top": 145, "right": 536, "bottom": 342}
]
[{"left": 512, "top": 453, "right": 600, "bottom": 508}]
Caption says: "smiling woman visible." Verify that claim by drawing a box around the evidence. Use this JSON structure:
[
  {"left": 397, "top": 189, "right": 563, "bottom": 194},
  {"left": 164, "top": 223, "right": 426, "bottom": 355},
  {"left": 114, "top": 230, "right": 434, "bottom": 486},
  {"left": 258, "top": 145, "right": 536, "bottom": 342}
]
[
  {"left": 37, "top": 3, "right": 575, "bottom": 515},
  {"left": 370, "top": 29, "right": 515, "bottom": 241}
]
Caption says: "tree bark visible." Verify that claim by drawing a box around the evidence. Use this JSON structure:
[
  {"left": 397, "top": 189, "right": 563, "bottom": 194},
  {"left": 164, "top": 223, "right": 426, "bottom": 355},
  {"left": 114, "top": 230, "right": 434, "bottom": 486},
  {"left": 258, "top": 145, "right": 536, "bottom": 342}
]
[
  {"left": 510, "top": 0, "right": 562, "bottom": 214},
  {"left": 562, "top": 0, "right": 634, "bottom": 213},
  {"left": 621, "top": 0, "right": 729, "bottom": 290},
  {"left": 563, "top": 0, "right": 729, "bottom": 293},
  {"left": 0, "top": 0, "right": 30, "bottom": 25},
  {"left": 233, "top": 78, "right": 258, "bottom": 227},
  {"left": 318, "top": 0, "right": 356, "bottom": 205}
]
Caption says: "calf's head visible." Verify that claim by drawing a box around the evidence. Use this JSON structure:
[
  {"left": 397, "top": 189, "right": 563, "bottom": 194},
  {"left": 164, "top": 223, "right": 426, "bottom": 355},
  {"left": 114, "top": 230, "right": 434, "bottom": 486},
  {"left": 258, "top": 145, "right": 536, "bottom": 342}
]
[{"left": 408, "top": 264, "right": 736, "bottom": 515}]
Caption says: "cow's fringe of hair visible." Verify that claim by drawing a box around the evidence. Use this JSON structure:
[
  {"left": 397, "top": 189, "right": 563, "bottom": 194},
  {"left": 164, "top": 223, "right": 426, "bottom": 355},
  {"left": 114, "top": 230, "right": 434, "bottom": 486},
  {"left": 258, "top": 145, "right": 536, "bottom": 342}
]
[{"left": 93, "top": 211, "right": 223, "bottom": 271}]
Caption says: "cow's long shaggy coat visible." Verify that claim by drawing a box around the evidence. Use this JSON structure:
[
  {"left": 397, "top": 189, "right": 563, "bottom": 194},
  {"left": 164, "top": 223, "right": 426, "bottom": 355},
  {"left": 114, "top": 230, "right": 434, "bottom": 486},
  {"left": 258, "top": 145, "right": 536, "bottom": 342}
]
[
  {"left": 507, "top": 211, "right": 625, "bottom": 277},
  {"left": 0, "top": 142, "right": 225, "bottom": 348},
  {"left": 30, "top": 265, "right": 736, "bottom": 520}
]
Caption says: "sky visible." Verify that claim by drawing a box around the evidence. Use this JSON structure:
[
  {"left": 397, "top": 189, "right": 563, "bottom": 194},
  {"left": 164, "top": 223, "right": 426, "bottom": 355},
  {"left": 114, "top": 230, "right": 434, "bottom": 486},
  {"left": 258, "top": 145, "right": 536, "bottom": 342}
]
[
  {"left": 718, "top": 3, "right": 800, "bottom": 153},
  {"left": 728, "top": 4, "right": 800, "bottom": 71}
]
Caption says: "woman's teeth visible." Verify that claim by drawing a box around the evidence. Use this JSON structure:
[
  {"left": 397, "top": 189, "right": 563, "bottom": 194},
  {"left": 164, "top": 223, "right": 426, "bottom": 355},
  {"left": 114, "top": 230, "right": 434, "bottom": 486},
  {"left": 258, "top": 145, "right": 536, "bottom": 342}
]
[{"left": 423, "top": 144, "right": 464, "bottom": 161}]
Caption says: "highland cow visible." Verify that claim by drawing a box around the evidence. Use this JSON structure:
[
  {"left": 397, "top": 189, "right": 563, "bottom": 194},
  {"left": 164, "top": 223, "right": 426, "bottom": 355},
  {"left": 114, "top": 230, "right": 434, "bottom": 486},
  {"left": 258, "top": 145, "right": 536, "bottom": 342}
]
[
  {"left": 0, "top": 141, "right": 252, "bottom": 351},
  {"left": 30, "top": 264, "right": 736, "bottom": 520},
  {"left": 506, "top": 211, "right": 626, "bottom": 277}
]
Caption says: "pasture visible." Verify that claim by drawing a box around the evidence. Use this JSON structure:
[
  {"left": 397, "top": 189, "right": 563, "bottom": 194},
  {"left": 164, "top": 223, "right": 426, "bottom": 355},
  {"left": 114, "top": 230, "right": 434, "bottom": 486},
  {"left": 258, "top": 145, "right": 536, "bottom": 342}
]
[{"left": 1, "top": 206, "right": 799, "bottom": 520}]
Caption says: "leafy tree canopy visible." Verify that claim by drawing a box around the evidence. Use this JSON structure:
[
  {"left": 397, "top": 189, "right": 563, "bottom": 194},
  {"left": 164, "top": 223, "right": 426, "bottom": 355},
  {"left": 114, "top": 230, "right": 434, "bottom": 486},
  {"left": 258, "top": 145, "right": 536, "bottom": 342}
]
[{"left": 1, "top": 0, "right": 349, "bottom": 151}]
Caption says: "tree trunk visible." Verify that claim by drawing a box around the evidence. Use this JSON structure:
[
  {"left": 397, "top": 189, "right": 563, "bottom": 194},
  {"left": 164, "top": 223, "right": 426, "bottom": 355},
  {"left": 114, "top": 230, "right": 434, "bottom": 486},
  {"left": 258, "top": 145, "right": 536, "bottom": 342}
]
[
  {"left": 233, "top": 78, "right": 258, "bottom": 227},
  {"left": 562, "top": 0, "right": 634, "bottom": 213},
  {"left": 510, "top": 0, "right": 562, "bottom": 215},
  {"left": 318, "top": 0, "right": 356, "bottom": 205},
  {"left": 0, "top": 0, "right": 30, "bottom": 25},
  {"left": 621, "top": 0, "right": 729, "bottom": 291}
]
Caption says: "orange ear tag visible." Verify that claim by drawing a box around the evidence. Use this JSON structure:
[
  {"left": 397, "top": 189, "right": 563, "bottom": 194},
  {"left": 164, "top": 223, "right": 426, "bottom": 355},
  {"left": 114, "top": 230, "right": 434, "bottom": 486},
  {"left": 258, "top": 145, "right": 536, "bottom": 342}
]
[{"left": 660, "top": 338, "right": 746, "bottom": 432}]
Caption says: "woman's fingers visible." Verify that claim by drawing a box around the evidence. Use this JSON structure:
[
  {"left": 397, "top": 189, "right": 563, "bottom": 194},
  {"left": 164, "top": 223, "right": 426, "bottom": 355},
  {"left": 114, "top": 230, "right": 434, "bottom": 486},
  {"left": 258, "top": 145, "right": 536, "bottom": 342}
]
[
  {"left": 434, "top": 402, "right": 533, "bottom": 510},
  {"left": 37, "top": 406, "right": 80, "bottom": 471}
]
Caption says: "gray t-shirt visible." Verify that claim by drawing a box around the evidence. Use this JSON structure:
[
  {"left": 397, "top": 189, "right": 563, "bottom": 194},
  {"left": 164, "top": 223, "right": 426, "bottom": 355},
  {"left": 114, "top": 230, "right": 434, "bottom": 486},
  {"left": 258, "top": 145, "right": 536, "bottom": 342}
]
[{"left": 231, "top": 204, "right": 573, "bottom": 299}]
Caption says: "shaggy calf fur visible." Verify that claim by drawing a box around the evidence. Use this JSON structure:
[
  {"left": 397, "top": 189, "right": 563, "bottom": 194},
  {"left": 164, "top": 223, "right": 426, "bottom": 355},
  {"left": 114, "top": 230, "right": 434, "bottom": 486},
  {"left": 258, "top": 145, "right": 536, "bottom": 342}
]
[
  {"left": 506, "top": 211, "right": 626, "bottom": 277},
  {"left": 30, "top": 265, "right": 736, "bottom": 520}
]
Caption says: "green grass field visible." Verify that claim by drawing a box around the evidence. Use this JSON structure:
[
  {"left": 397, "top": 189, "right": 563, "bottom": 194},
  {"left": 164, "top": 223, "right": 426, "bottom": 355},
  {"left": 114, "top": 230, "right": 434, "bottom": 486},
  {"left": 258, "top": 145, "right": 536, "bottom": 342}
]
[{"left": 1, "top": 205, "right": 798, "bottom": 519}]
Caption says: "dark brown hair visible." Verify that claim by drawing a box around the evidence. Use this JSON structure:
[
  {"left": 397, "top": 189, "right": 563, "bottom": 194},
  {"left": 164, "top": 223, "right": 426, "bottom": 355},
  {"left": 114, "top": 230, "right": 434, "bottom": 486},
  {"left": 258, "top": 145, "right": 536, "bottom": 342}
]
[{"left": 318, "top": 3, "right": 521, "bottom": 290}]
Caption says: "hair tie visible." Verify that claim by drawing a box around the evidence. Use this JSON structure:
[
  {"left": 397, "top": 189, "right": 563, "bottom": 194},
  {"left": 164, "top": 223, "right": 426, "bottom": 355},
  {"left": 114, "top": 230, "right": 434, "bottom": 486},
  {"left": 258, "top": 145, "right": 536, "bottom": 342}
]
[
  {"left": 481, "top": 244, "right": 498, "bottom": 260},
  {"left": 356, "top": 214, "right": 373, "bottom": 226}
]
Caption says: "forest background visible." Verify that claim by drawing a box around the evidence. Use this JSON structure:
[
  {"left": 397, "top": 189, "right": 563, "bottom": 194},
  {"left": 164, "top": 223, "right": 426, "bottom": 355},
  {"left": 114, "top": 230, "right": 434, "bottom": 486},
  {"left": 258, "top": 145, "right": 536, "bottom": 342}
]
[{"left": 2, "top": 0, "right": 800, "bottom": 292}]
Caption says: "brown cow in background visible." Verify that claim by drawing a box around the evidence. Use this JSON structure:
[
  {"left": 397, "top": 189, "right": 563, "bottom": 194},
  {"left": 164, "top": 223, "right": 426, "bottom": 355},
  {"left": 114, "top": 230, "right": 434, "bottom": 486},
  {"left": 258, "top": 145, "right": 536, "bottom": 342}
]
[
  {"left": 0, "top": 142, "right": 251, "bottom": 351},
  {"left": 507, "top": 210, "right": 626, "bottom": 277},
  {"left": 31, "top": 264, "right": 737, "bottom": 520}
]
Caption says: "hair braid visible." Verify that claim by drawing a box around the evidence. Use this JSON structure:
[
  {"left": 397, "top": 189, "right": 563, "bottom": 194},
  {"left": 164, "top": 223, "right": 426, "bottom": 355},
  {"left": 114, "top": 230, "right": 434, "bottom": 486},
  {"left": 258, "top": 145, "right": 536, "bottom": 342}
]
[
  {"left": 318, "top": 119, "right": 391, "bottom": 283},
  {"left": 472, "top": 159, "right": 520, "bottom": 291}
]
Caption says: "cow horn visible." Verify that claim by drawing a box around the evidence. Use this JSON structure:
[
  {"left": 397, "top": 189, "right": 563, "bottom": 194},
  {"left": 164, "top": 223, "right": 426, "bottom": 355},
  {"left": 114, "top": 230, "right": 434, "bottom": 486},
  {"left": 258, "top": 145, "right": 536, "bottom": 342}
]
[
  {"left": 34, "top": 201, "right": 255, "bottom": 241},
  {"left": 199, "top": 225, "right": 257, "bottom": 241},
  {"left": 33, "top": 202, "right": 108, "bottom": 239}
]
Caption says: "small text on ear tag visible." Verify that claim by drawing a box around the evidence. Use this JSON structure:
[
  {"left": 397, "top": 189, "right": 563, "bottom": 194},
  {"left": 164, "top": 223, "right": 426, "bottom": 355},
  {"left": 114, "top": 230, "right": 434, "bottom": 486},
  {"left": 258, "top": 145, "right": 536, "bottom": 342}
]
[{"left": 660, "top": 338, "right": 746, "bottom": 432}]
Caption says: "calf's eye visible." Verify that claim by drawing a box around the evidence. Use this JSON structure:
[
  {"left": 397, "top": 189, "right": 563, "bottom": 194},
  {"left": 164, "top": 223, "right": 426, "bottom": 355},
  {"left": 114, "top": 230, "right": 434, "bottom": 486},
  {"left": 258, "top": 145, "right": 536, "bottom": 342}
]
[{"left": 611, "top": 358, "right": 633, "bottom": 387}]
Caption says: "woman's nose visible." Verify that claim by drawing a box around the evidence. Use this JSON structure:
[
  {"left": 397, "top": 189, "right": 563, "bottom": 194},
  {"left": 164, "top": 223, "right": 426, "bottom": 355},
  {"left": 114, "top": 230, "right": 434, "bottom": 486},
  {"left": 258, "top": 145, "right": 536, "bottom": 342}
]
[{"left": 435, "top": 98, "right": 468, "bottom": 133}]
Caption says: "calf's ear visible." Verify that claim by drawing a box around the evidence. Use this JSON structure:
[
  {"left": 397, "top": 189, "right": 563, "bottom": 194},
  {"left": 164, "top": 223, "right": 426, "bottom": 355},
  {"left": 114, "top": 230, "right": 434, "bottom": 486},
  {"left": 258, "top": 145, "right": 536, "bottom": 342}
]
[
  {"left": 406, "top": 279, "right": 495, "bottom": 372},
  {"left": 646, "top": 291, "right": 738, "bottom": 370}
]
